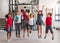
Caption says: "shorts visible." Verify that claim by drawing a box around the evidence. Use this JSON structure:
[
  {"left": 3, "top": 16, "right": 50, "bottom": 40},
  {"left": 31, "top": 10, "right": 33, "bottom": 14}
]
[
  {"left": 23, "top": 20, "right": 28, "bottom": 27},
  {"left": 36, "top": 21, "right": 43, "bottom": 25},
  {"left": 28, "top": 25, "right": 33, "bottom": 30},
  {"left": 7, "top": 26, "right": 12, "bottom": 33},
  {"left": 45, "top": 26, "right": 53, "bottom": 33}
]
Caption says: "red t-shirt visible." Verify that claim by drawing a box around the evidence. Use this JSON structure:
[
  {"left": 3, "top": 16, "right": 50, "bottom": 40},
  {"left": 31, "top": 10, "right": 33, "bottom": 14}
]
[
  {"left": 22, "top": 11, "right": 29, "bottom": 21},
  {"left": 46, "top": 17, "right": 52, "bottom": 26},
  {"left": 6, "top": 18, "right": 13, "bottom": 29}
]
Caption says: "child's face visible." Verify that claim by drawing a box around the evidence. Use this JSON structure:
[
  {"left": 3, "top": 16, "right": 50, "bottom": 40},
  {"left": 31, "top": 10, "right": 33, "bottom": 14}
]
[
  {"left": 17, "top": 11, "right": 20, "bottom": 15},
  {"left": 38, "top": 11, "right": 42, "bottom": 14},
  {"left": 8, "top": 14, "right": 11, "bottom": 18},
  {"left": 47, "top": 14, "right": 50, "bottom": 17},
  {"left": 30, "top": 14, "right": 33, "bottom": 18}
]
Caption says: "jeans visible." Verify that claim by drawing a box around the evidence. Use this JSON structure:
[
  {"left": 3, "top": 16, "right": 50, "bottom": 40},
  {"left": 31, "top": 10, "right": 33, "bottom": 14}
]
[{"left": 15, "top": 23, "right": 21, "bottom": 36}]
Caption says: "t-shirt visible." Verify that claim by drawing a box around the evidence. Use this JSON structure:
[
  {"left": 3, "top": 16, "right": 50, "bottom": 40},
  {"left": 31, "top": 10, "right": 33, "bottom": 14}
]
[
  {"left": 15, "top": 14, "right": 22, "bottom": 23},
  {"left": 46, "top": 17, "right": 52, "bottom": 26},
  {"left": 28, "top": 18, "right": 34, "bottom": 25},
  {"left": 37, "top": 14, "right": 43, "bottom": 22},
  {"left": 22, "top": 11, "right": 29, "bottom": 21},
  {"left": 6, "top": 17, "right": 13, "bottom": 29}
]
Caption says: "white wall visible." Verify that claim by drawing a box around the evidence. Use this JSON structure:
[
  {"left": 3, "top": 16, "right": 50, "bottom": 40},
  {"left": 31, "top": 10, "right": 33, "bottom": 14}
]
[
  {"left": 39, "top": 0, "right": 58, "bottom": 17},
  {"left": 39, "top": 0, "right": 58, "bottom": 9},
  {"left": 0, "top": 0, "right": 9, "bottom": 18}
]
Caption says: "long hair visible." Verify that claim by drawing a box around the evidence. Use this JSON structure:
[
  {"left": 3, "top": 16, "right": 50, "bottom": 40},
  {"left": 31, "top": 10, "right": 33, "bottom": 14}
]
[{"left": 5, "top": 13, "right": 12, "bottom": 18}]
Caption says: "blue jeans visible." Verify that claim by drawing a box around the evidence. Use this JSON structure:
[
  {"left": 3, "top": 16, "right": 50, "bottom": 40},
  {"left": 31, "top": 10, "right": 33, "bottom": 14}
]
[{"left": 15, "top": 23, "right": 21, "bottom": 36}]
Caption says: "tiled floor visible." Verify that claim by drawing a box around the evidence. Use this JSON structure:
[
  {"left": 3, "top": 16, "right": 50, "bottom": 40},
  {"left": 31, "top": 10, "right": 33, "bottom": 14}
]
[{"left": 0, "top": 28, "right": 60, "bottom": 43}]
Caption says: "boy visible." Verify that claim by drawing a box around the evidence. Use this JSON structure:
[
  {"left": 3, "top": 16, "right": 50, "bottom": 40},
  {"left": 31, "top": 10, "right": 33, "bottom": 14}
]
[
  {"left": 44, "top": 13, "right": 54, "bottom": 40},
  {"left": 15, "top": 11, "right": 22, "bottom": 38}
]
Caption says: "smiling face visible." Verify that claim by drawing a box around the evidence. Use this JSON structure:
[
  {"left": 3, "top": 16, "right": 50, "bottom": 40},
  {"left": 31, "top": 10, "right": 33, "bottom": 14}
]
[
  {"left": 30, "top": 14, "right": 33, "bottom": 18},
  {"left": 16, "top": 11, "right": 20, "bottom": 15},
  {"left": 47, "top": 13, "right": 52, "bottom": 17},
  {"left": 47, "top": 14, "right": 50, "bottom": 17},
  {"left": 38, "top": 10, "right": 42, "bottom": 15},
  {"left": 8, "top": 13, "right": 12, "bottom": 18}
]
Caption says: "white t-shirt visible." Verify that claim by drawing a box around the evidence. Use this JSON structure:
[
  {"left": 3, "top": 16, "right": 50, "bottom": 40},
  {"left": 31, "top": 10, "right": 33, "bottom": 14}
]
[
  {"left": 15, "top": 14, "right": 22, "bottom": 23},
  {"left": 28, "top": 18, "right": 34, "bottom": 25}
]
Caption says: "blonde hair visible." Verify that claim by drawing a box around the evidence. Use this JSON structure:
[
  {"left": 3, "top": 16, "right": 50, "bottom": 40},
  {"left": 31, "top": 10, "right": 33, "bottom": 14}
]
[{"left": 30, "top": 13, "right": 34, "bottom": 17}]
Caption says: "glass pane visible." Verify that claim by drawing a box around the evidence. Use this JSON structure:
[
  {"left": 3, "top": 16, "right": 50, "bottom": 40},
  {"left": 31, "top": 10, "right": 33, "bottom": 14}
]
[
  {"left": 18, "top": 0, "right": 38, "bottom": 4},
  {"left": 55, "top": 16, "right": 59, "bottom": 20},
  {"left": 55, "top": 4, "right": 58, "bottom": 15},
  {"left": 58, "top": 16, "right": 60, "bottom": 20}
]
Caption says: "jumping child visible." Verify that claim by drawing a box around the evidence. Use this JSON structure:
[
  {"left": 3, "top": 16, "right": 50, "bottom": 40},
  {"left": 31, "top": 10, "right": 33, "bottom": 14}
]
[
  {"left": 36, "top": 11, "right": 44, "bottom": 38},
  {"left": 22, "top": 10, "right": 29, "bottom": 38},
  {"left": 6, "top": 13, "right": 13, "bottom": 42},
  {"left": 15, "top": 11, "right": 22, "bottom": 38},
  {"left": 28, "top": 13, "right": 34, "bottom": 34},
  {"left": 44, "top": 13, "right": 54, "bottom": 40}
]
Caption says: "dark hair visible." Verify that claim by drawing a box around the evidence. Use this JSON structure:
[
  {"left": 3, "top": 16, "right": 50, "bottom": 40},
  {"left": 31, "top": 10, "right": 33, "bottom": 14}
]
[
  {"left": 5, "top": 13, "right": 12, "bottom": 18},
  {"left": 5, "top": 14, "right": 8, "bottom": 18},
  {"left": 21, "top": 9, "right": 24, "bottom": 12},
  {"left": 48, "top": 13, "right": 52, "bottom": 16},
  {"left": 26, "top": 9, "right": 30, "bottom": 13},
  {"left": 38, "top": 10, "right": 42, "bottom": 13},
  {"left": 38, "top": 10, "right": 43, "bottom": 14}
]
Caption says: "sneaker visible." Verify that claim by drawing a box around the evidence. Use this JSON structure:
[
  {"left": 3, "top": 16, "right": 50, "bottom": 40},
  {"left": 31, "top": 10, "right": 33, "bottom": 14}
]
[
  {"left": 38, "top": 35, "right": 42, "bottom": 38},
  {"left": 23, "top": 35, "right": 25, "bottom": 38},
  {"left": 44, "top": 36, "right": 46, "bottom": 39},
  {"left": 52, "top": 37, "right": 54, "bottom": 40},
  {"left": 7, "top": 39, "right": 11, "bottom": 42},
  {"left": 38, "top": 36, "right": 40, "bottom": 38},
  {"left": 30, "top": 31, "right": 31, "bottom": 33},
  {"left": 40, "top": 35, "right": 42, "bottom": 38},
  {"left": 27, "top": 34, "right": 29, "bottom": 37}
]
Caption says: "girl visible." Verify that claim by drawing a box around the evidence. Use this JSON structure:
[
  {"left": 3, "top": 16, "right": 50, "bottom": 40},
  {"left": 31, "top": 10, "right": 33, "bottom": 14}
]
[
  {"left": 28, "top": 14, "right": 34, "bottom": 34},
  {"left": 6, "top": 13, "right": 13, "bottom": 42},
  {"left": 15, "top": 11, "right": 22, "bottom": 38},
  {"left": 36, "top": 11, "right": 44, "bottom": 38},
  {"left": 44, "top": 13, "right": 54, "bottom": 40},
  {"left": 36, "top": 5, "right": 45, "bottom": 38}
]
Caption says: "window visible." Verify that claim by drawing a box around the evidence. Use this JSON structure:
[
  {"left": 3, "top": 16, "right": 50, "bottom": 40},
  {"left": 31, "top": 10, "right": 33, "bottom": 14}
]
[{"left": 55, "top": 1, "right": 60, "bottom": 21}]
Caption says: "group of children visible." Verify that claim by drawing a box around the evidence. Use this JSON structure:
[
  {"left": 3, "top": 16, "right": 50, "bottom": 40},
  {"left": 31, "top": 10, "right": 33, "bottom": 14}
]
[{"left": 5, "top": 9, "right": 54, "bottom": 42}]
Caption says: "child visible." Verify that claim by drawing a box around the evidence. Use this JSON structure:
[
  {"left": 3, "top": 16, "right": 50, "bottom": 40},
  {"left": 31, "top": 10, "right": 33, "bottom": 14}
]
[
  {"left": 44, "top": 13, "right": 54, "bottom": 40},
  {"left": 36, "top": 11, "right": 44, "bottom": 38},
  {"left": 28, "top": 14, "right": 34, "bottom": 34},
  {"left": 15, "top": 11, "right": 22, "bottom": 38},
  {"left": 6, "top": 13, "right": 13, "bottom": 42},
  {"left": 22, "top": 10, "right": 29, "bottom": 37}
]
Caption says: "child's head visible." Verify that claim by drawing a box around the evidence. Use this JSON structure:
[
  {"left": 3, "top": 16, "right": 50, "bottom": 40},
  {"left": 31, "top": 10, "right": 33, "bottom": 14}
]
[
  {"left": 38, "top": 10, "right": 43, "bottom": 15},
  {"left": 16, "top": 11, "right": 20, "bottom": 15},
  {"left": 30, "top": 13, "right": 34, "bottom": 18},
  {"left": 8, "top": 13, "right": 12, "bottom": 18},
  {"left": 47, "top": 13, "right": 52, "bottom": 17}
]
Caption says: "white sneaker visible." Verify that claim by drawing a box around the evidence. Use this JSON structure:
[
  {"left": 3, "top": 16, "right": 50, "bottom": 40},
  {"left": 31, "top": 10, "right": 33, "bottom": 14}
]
[{"left": 7, "top": 39, "right": 12, "bottom": 42}]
